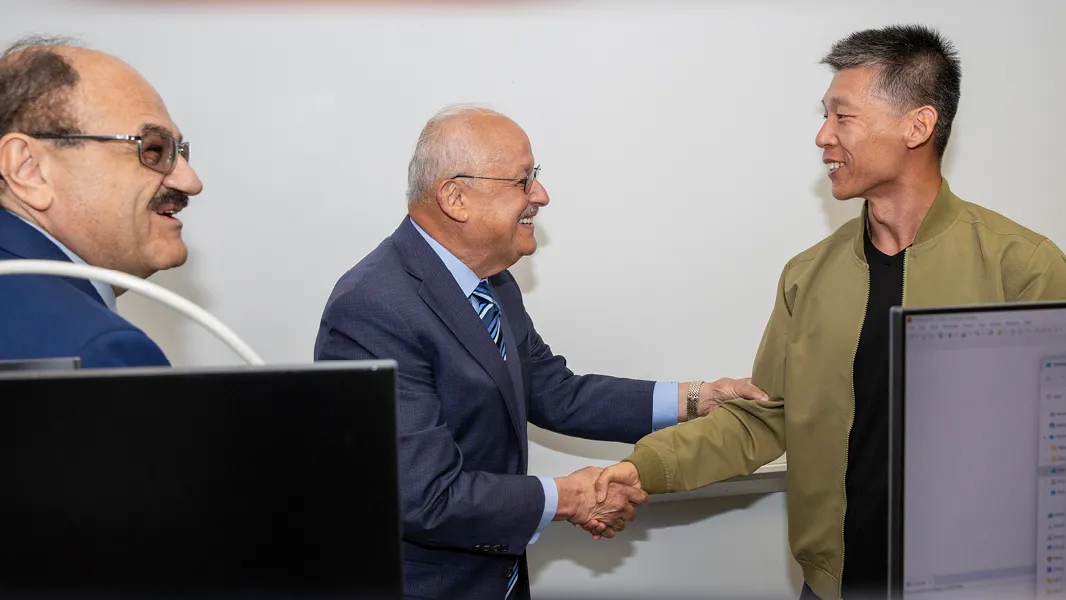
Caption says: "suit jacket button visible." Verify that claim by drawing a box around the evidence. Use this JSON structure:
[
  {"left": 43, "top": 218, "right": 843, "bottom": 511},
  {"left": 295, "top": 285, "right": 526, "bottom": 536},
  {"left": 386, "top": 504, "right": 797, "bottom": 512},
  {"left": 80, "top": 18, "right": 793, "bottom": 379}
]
[{"left": 505, "top": 565, "right": 514, "bottom": 578}]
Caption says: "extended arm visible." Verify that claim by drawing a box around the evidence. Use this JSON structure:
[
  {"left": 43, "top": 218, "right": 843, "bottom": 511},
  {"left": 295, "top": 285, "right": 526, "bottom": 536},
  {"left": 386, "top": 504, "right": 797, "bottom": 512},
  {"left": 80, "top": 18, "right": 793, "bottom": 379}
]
[{"left": 596, "top": 264, "right": 794, "bottom": 497}]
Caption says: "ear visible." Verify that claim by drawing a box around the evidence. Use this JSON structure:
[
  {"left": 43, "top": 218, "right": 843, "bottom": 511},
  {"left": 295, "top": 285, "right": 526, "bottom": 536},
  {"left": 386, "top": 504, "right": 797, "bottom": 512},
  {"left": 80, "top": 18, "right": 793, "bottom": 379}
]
[
  {"left": 0, "top": 133, "right": 54, "bottom": 211},
  {"left": 436, "top": 178, "right": 469, "bottom": 224},
  {"left": 905, "top": 105, "right": 939, "bottom": 150}
]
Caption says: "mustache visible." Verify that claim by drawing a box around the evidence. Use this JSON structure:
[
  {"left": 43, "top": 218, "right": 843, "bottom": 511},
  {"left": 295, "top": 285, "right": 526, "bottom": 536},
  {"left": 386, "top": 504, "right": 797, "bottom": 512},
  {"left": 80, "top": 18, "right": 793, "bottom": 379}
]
[
  {"left": 520, "top": 207, "right": 538, "bottom": 219},
  {"left": 149, "top": 188, "right": 188, "bottom": 212}
]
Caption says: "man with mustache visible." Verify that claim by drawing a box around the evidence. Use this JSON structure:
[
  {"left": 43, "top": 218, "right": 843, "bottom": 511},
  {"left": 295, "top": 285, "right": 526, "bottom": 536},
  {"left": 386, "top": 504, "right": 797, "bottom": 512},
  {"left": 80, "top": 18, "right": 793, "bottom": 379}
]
[
  {"left": 0, "top": 36, "right": 203, "bottom": 368},
  {"left": 313, "top": 104, "right": 767, "bottom": 600}
]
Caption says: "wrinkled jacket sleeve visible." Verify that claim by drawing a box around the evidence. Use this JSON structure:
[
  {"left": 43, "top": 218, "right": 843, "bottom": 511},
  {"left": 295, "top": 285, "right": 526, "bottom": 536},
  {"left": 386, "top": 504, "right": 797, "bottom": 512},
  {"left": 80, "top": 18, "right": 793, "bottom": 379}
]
[{"left": 623, "top": 264, "right": 791, "bottom": 494}]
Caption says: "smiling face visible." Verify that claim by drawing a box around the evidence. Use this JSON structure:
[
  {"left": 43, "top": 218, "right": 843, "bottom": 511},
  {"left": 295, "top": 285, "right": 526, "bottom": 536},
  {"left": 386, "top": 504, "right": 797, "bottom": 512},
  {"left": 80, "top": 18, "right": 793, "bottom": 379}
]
[
  {"left": 462, "top": 117, "right": 548, "bottom": 264},
  {"left": 815, "top": 65, "right": 911, "bottom": 201},
  {"left": 36, "top": 49, "right": 203, "bottom": 278},
  {"left": 439, "top": 112, "right": 551, "bottom": 277}
]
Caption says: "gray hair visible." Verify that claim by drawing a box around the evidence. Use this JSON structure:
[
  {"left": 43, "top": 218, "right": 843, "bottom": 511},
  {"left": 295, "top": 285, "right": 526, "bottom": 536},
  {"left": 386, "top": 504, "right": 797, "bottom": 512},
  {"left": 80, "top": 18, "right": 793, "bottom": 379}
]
[
  {"left": 405, "top": 104, "right": 503, "bottom": 205},
  {"left": 2, "top": 34, "right": 83, "bottom": 57},
  {"left": 821, "top": 24, "right": 961, "bottom": 158}
]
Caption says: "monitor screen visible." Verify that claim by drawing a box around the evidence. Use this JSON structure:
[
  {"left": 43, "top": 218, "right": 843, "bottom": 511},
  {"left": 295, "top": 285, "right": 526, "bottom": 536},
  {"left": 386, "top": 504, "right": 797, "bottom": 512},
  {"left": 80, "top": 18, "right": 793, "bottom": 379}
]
[
  {"left": 0, "top": 361, "right": 401, "bottom": 600},
  {"left": 892, "top": 303, "right": 1066, "bottom": 600}
]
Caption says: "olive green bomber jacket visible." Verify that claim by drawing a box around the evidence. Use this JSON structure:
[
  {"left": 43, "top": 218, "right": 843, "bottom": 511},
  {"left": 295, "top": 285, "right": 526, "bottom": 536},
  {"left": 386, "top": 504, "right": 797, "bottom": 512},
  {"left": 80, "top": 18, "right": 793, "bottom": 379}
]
[{"left": 624, "top": 178, "right": 1066, "bottom": 599}]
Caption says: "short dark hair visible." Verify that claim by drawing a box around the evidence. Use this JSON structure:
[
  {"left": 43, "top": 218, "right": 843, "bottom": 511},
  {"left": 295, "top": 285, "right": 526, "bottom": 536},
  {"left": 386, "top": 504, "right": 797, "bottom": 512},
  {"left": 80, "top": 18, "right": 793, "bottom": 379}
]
[
  {"left": 821, "top": 24, "right": 961, "bottom": 158},
  {"left": 0, "top": 35, "right": 83, "bottom": 183}
]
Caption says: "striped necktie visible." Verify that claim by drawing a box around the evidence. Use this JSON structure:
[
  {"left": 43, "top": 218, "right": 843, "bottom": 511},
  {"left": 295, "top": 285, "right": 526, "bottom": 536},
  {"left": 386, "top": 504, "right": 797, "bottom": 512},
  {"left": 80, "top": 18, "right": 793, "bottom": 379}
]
[
  {"left": 474, "top": 279, "right": 516, "bottom": 598},
  {"left": 505, "top": 560, "right": 519, "bottom": 599},
  {"left": 471, "top": 280, "right": 506, "bottom": 360}
]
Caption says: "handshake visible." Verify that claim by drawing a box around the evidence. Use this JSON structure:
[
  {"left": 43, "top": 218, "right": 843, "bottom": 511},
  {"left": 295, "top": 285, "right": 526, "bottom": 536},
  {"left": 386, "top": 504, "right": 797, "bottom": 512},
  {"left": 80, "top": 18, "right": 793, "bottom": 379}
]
[
  {"left": 553, "top": 461, "right": 645, "bottom": 539},
  {"left": 550, "top": 377, "right": 768, "bottom": 538}
]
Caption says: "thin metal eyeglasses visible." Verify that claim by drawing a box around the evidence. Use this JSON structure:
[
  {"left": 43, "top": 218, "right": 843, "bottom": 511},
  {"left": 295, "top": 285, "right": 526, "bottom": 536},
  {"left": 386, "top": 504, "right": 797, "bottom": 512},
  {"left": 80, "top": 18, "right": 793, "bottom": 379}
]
[
  {"left": 29, "top": 129, "right": 189, "bottom": 176},
  {"left": 453, "top": 165, "right": 540, "bottom": 194}
]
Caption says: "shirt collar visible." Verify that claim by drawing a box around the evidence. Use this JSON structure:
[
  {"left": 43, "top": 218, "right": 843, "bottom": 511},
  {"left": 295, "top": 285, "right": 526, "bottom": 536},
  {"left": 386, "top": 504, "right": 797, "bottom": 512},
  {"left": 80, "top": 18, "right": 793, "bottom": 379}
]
[
  {"left": 8, "top": 212, "right": 118, "bottom": 311},
  {"left": 409, "top": 216, "right": 482, "bottom": 297}
]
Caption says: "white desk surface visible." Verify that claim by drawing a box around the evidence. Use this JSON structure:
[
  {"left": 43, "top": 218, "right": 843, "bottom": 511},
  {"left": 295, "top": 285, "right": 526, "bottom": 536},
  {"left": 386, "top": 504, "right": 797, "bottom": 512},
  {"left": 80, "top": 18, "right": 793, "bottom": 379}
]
[{"left": 648, "top": 453, "right": 787, "bottom": 503}]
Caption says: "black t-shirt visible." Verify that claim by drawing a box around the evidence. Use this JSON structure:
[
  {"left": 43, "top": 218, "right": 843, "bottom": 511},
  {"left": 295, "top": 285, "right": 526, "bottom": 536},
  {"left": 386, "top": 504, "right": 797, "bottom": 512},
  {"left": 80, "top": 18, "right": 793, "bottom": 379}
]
[{"left": 841, "top": 228, "right": 906, "bottom": 597}]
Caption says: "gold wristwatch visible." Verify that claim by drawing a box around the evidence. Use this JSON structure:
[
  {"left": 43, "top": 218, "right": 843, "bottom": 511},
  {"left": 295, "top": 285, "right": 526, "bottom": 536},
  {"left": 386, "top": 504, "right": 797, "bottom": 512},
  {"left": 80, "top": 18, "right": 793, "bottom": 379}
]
[{"left": 687, "top": 381, "right": 703, "bottom": 420}]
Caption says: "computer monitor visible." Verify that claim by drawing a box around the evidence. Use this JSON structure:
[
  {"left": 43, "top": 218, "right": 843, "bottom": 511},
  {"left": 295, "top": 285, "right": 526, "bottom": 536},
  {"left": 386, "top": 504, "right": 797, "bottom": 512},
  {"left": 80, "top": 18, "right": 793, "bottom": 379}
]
[
  {"left": 0, "top": 360, "right": 401, "bottom": 599},
  {"left": 0, "top": 356, "right": 80, "bottom": 371},
  {"left": 888, "top": 301, "right": 1066, "bottom": 600}
]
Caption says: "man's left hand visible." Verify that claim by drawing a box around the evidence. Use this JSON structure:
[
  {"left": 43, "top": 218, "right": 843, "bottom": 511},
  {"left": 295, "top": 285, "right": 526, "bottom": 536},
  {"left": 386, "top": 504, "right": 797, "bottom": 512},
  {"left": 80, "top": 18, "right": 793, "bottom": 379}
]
[{"left": 684, "top": 377, "right": 769, "bottom": 420}]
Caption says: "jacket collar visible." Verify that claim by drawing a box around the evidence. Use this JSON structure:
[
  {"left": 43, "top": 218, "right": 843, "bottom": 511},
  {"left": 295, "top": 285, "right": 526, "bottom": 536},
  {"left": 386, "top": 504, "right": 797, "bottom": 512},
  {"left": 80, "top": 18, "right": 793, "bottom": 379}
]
[
  {"left": 0, "top": 209, "right": 105, "bottom": 305},
  {"left": 851, "top": 177, "right": 963, "bottom": 260}
]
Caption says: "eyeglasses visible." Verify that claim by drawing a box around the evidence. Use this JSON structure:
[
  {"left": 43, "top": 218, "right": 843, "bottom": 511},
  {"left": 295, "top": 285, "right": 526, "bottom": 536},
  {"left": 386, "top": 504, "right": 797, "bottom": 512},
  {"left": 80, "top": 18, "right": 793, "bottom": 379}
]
[
  {"left": 453, "top": 165, "right": 540, "bottom": 195},
  {"left": 29, "top": 130, "right": 189, "bottom": 175}
]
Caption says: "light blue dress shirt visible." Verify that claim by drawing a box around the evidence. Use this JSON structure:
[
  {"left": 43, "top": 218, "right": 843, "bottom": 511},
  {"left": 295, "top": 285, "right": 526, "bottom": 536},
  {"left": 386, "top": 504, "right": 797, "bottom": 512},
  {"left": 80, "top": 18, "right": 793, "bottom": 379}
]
[
  {"left": 410, "top": 217, "right": 677, "bottom": 545},
  {"left": 8, "top": 211, "right": 117, "bottom": 311}
]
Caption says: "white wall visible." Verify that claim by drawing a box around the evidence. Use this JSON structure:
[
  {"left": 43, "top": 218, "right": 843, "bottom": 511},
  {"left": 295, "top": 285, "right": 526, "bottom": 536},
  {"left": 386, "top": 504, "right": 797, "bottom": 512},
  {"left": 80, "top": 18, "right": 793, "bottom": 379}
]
[{"left": 4, "top": 0, "right": 1065, "bottom": 597}]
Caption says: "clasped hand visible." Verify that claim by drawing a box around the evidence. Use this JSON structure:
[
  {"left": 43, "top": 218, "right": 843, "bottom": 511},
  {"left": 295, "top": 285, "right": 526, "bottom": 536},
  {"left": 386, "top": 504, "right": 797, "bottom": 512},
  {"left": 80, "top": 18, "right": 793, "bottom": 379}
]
[{"left": 556, "top": 466, "right": 648, "bottom": 540}]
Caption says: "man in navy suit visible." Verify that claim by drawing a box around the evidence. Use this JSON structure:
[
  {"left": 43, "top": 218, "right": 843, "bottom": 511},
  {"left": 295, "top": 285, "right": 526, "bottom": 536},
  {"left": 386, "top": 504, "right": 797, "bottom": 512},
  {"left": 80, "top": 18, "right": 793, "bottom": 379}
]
[
  {"left": 0, "top": 37, "right": 203, "bottom": 368},
  {"left": 314, "top": 105, "right": 767, "bottom": 600}
]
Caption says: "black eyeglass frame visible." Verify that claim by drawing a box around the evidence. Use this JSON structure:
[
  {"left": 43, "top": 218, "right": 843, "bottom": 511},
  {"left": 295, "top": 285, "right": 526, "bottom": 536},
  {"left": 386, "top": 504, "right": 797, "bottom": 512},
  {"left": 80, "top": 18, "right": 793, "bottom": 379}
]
[{"left": 453, "top": 165, "right": 540, "bottom": 194}]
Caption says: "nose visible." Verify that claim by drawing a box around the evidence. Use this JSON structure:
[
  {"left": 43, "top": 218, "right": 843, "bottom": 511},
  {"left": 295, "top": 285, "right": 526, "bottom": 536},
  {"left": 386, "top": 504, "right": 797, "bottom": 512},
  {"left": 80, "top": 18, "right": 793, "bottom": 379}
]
[
  {"left": 815, "top": 118, "right": 835, "bottom": 149},
  {"left": 529, "top": 178, "right": 549, "bottom": 206},
  {"left": 164, "top": 156, "right": 203, "bottom": 196}
]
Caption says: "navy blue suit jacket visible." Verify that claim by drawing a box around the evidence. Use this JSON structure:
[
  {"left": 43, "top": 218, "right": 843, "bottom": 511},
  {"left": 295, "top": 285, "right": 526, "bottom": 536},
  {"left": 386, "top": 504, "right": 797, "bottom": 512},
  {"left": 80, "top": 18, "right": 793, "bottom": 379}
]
[
  {"left": 314, "top": 217, "right": 654, "bottom": 600},
  {"left": 0, "top": 209, "right": 169, "bottom": 368}
]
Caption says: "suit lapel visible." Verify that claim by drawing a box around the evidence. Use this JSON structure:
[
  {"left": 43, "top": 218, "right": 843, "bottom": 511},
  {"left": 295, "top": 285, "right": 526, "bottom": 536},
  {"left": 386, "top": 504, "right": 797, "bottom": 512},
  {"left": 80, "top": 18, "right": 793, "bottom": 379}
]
[
  {"left": 493, "top": 286, "right": 528, "bottom": 468},
  {"left": 393, "top": 218, "right": 524, "bottom": 441}
]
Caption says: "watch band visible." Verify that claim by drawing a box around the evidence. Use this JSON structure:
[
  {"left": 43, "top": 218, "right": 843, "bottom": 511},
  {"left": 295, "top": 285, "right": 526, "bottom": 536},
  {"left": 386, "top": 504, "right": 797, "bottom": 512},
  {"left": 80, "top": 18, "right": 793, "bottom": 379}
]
[{"left": 687, "top": 381, "right": 703, "bottom": 420}]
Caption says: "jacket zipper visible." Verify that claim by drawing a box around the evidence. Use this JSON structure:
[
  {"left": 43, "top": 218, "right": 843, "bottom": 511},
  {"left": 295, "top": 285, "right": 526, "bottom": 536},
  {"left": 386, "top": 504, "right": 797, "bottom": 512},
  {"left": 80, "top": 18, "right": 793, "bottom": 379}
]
[
  {"left": 840, "top": 261, "right": 872, "bottom": 599},
  {"left": 902, "top": 249, "right": 909, "bottom": 305}
]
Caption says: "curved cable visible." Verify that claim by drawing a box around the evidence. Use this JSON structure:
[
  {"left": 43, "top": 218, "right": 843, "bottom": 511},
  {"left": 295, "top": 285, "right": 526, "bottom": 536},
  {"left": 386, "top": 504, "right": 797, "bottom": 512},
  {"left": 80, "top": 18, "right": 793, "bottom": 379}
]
[{"left": 0, "top": 259, "right": 265, "bottom": 365}]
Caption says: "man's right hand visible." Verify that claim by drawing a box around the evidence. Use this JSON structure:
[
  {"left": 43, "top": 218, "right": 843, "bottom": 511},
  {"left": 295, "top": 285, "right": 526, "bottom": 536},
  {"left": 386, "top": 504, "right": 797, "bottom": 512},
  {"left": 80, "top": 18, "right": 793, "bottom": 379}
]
[
  {"left": 554, "top": 466, "right": 648, "bottom": 539},
  {"left": 594, "top": 462, "right": 641, "bottom": 504},
  {"left": 574, "top": 462, "right": 645, "bottom": 538}
]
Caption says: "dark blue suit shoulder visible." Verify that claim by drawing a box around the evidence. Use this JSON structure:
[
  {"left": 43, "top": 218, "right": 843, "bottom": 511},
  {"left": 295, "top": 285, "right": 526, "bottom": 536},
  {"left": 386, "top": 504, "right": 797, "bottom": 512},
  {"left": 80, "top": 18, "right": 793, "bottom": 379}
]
[
  {"left": 0, "top": 274, "right": 161, "bottom": 364},
  {"left": 324, "top": 240, "right": 416, "bottom": 311}
]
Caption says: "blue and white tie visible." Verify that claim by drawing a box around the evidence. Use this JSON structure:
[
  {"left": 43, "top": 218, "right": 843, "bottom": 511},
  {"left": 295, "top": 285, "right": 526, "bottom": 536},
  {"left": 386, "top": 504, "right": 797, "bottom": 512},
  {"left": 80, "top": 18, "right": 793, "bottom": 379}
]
[
  {"left": 473, "top": 280, "right": 515, "bottom": 597},
  {"left": 471, "top": 280, "right": 506, "bottom": 360},
  {"left": 505, "top": 560, "right": 519, "bottom": 599}
]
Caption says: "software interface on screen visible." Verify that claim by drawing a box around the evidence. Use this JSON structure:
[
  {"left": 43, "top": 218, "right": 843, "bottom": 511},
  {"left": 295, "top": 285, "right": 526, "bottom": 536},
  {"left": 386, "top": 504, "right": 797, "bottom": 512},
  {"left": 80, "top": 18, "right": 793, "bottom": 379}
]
[{"left": 903, "top": 306, "right": 1066, "bottom": 600}]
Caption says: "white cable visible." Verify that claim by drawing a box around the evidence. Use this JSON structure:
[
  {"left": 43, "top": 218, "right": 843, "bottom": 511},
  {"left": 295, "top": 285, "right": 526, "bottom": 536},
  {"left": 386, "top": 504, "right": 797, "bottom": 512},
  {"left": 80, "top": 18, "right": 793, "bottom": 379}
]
[{"left": 0, "top": 259, "right": 265, "bottom": 366}]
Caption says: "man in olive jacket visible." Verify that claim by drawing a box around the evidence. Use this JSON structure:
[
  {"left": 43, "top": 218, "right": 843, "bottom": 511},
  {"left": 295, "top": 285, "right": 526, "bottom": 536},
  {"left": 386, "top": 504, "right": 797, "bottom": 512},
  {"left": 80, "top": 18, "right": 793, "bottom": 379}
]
[{"left": 592, "top": 24, "right": 1066, "bottom": 599}]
